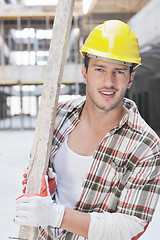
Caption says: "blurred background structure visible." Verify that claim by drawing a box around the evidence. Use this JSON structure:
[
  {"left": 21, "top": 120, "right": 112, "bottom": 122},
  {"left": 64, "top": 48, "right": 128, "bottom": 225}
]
[
  {"left": 0, "top": 1, "right": 160, "bottom": 239},
  {"left": 0, "top": 0, "right": 160, "bottom": 134}
]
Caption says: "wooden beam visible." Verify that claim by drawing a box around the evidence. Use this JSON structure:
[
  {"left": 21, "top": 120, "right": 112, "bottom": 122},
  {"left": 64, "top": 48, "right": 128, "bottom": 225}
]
[{"left": 18, "top": 0, "right": 75, "bottom": 239}]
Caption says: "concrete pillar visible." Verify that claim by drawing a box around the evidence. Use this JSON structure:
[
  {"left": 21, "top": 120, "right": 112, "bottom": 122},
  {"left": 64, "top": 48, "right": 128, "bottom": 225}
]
[{"left": 128, "top": 0, "right": 160, "bottom": 48}]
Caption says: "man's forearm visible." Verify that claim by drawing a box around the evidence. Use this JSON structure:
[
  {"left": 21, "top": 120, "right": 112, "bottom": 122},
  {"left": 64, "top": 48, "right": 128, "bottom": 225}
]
[
  {"left": 61, "top": 208, "right": 91, "bottom": 238},
  {"left": 61, "top": 208, "right": 148, "bottom": 240}
]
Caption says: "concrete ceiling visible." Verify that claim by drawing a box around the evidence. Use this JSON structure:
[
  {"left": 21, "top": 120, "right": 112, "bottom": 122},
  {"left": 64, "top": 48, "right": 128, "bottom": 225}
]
[
  {"left": 78, "top": 0, "right": 150, "bottom": 37},
  {"left": 83, "top": 0, "right": 150, "bottom": 14},
  {"left": 0, "top": 0, "right": 150, "bottom": 35}
]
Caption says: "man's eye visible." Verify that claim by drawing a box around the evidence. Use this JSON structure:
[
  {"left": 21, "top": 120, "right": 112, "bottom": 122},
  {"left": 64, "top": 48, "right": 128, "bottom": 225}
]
[
  {"left": 95, "top": 68, "right": 103, "bottom": 72},
  {"left": 116, "top": 70, "right": 124, "bottom": 74}
]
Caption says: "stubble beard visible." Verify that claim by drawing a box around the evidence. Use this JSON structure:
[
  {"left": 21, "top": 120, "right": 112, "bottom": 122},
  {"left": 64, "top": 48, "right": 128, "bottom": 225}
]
[{"left": 87, "top": 86, "right": 128, "bottom": 113}]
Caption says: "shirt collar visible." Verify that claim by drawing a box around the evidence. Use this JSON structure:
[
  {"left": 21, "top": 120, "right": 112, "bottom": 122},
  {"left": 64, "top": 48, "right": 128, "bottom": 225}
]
[
  {"left": 66, "top": 96, "right": 86, "bottom": 118},
  {"left": 66, "top": 96, "right": 143, "bottom": 133},
  {"left": 119, "top": 98, "right": 143, "bottom": 133}
]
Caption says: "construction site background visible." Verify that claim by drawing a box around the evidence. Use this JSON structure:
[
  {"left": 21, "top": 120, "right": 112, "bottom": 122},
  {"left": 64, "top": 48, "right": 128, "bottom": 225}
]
[{"left": 0, "top": 0, "right": 160, "bottom": 239}]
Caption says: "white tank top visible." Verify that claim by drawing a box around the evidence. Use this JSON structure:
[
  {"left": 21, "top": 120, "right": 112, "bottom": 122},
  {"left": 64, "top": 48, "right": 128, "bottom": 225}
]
[{"left": 53, "top": 137, "right": 93, "bottom": 209}]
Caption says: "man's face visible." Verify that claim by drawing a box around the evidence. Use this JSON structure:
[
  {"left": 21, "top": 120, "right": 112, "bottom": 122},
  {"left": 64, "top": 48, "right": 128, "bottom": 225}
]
[{"left": 81, "top": 58, "right": 135, "bottom": 113}]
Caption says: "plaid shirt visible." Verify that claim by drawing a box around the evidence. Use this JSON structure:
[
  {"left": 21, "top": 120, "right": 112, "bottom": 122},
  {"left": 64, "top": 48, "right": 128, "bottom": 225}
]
[{"left": 39, "top": 97, "right": 160, "bottom": 240}]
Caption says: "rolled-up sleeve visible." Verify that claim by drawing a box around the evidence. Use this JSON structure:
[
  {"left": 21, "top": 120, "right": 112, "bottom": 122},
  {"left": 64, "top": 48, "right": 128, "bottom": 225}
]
[{"left": 88, "top": 212, "right": 148, "bottom": 240}]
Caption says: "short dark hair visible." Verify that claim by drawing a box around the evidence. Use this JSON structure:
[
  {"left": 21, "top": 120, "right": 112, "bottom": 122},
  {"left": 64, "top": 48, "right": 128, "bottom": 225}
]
[
  {"left": 130, "top": 65, "right": 134, "bottom": 74},
  {"left": 84, "top": 54, "right": 134, "bottom": 74},
  {"left": 84, "top": 54, "right": 90, "bottom": 72}
]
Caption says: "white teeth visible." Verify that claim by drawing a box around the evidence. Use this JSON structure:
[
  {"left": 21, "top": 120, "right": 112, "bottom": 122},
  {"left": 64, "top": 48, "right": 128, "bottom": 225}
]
[{"left": 101, "top": 91, "right": 114, "bottom": 95}]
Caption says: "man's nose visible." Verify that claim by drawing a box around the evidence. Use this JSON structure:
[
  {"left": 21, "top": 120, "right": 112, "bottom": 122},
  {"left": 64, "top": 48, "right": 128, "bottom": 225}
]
[{"left": 103, "top": 70, "right": 115, "bottom": 87}]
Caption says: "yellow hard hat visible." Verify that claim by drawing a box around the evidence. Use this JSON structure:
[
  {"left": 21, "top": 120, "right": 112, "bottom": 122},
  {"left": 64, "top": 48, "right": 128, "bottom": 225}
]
[{"left": 80, "top": 20, "right": 141, "bottom": 69}]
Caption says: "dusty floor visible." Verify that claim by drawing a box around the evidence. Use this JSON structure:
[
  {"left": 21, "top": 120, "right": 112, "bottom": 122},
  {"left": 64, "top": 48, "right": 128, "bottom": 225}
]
[
  {"left": 0, "top": 130, "right": 34, "bottom": 239},
  {"left": 0, "top": 130, "right": 159, "bottom": 239}
]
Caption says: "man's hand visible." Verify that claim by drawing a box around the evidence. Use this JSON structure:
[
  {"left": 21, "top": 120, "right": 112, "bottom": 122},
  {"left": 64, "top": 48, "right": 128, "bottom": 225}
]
[{"left": 15, "top": 175, "right": 65, "bottom": 228}]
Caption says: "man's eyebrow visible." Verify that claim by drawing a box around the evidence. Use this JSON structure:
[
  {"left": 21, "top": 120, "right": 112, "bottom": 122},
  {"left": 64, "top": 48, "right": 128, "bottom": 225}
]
[
  {"left": 92, "top": 64, "right": 129, "bottom": 71},
  {"left": 92, "top": 64, "right": 106, "bottom": 68},
  {"left": 114, "top": 67, "right": 128, "bottom": 71}
]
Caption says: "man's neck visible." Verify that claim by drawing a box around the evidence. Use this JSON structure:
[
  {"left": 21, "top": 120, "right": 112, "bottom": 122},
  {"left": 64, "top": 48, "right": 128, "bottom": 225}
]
[{"left": 81, "top": 100, "right": 127, "bottom": 134}]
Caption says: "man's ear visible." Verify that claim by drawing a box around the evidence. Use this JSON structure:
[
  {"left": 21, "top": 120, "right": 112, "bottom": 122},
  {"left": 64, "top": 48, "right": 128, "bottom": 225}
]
[
  {"left": 81, "top": 65, "right": 87, "bottom": 84},
  {"left": 127, "top": 71, "right": 135, "bottom": 89}
]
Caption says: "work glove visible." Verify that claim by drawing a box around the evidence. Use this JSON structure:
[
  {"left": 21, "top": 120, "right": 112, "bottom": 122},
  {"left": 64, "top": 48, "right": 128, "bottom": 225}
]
[
  {"left": 15, "top": 175, "right": 65, "bottom": 228},
  {"left": 22, "top": 166, "right": 29, "bottom": 194},
  {"left": 22, "top": 167, "right": 57, "bottom": 198}
]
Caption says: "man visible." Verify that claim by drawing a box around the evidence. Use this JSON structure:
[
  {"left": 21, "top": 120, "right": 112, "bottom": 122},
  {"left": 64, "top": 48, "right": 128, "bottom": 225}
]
[{"left": 15, "top": 20, "right": 160, "bottom": 240}]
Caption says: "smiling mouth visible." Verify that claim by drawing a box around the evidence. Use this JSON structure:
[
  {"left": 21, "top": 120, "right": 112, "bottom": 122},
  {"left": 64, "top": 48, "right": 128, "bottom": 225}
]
[{"left": 100, "top": 91, "right": 115, "bottom": 95}]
